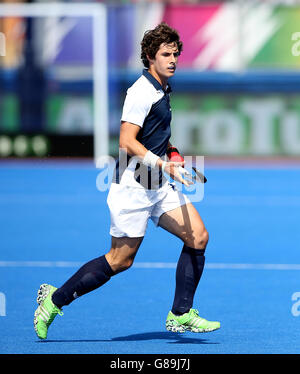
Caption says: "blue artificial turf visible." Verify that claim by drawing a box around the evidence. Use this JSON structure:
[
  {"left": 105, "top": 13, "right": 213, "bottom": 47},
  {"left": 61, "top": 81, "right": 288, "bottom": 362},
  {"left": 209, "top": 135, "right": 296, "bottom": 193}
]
[{"left": 0, "top": 159, "right": 299, "bottom": 354}]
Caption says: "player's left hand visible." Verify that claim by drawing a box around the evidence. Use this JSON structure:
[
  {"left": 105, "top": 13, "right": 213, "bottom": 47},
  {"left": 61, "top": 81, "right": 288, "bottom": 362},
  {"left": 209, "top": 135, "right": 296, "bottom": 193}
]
[
  {"left": 166, "top": 145, "right": 207, "bottom": 184},
  {"left": 162, "top": 161, "right": 194, "bottom": 187}
]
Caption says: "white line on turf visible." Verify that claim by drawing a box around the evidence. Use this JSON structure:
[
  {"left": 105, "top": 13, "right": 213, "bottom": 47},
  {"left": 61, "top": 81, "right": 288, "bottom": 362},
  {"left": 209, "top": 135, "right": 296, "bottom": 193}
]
[{"left": 0, "top": 261, "right": 300, "bottom": 270}]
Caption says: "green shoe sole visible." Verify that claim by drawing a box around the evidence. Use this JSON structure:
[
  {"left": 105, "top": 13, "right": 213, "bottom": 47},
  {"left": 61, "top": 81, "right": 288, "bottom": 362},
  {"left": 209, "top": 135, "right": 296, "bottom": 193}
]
[
  {"left": 166, "top": 320, "right": 186, "bottom": 333},
  {"left": 166, "top": 319, "right": 220, "bottom": 333},
  {"left": 36, "top": 283, "right": 52, "bottom": 305}
]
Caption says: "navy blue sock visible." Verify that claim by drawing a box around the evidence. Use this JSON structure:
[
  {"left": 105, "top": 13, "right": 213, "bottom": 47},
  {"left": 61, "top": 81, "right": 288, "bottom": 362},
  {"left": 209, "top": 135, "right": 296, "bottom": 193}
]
[
  {"left": 51, "top": 255, "right": 114, "bottom": 308},
  {"left": 171, "top": 245, "right": 205, "bottom": 316}
]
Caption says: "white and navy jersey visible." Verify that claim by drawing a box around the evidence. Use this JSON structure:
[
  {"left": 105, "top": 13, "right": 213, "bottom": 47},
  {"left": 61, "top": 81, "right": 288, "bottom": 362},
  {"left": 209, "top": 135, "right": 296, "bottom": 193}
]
[{"left": 113, "top": 69, "right": 172, "bottom": 189}]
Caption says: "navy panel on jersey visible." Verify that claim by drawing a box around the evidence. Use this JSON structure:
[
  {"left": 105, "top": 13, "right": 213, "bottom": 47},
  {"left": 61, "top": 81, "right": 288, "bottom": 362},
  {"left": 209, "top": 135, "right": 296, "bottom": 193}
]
[
  {"left": 136, "top": 69, "right": 172, "bottom": 157},
  {"left": 114, "top": 69, "right": 173, "bottom": 189}
]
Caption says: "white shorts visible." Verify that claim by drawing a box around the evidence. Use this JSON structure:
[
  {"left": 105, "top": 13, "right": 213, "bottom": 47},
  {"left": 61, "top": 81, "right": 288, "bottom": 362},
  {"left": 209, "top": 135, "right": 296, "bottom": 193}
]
[{"left": 107, "top": 182, "right": 191, "bottom": 238}]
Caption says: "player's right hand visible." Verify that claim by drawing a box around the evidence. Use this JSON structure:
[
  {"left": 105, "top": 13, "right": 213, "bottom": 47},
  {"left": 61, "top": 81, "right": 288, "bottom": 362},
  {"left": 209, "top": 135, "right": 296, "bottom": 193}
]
[{"left": 162, "top": 161, "right": 194, "bottom": 187}]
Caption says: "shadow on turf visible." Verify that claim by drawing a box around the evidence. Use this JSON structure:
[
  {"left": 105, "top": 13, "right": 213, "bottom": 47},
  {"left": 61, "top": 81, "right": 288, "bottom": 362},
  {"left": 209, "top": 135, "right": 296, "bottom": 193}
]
[{"left": 39, "top": 331, "right": 219, "bottom": 345}]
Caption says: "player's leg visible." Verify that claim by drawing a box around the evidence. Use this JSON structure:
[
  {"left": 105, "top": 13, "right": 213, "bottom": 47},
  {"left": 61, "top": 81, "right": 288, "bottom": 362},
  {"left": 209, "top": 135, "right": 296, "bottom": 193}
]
[
  {"left": 51, "top": 236, "right": 143, "bottom": 308},
  {"left": 158, "top": 201, "right": 208, "bottom": 250},
  {"left": 158, "top": 202, "right": 208, "bottom": 314},
  {"left": 158, "top": 202, "right": 220, "bottom": 332},
  {"left": 34, "top": 236, "right": 143, "bottom": 339},
  {"left": 105, "top": 236, "right": 144, "bottom": 274},
  {"left": 34, "top": 182, "right": 149, "bottom": 339}
]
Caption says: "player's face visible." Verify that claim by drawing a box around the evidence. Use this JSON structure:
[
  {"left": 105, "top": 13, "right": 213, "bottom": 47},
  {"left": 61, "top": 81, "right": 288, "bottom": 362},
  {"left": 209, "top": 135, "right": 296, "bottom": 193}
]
[{"left": 148, "top": 42, "right": 179, "bottom": 83}]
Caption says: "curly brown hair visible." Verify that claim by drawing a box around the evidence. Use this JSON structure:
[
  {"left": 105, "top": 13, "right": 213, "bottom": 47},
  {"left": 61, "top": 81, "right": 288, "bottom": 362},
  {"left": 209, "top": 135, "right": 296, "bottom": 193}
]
[{"left": 140, "top": 22, "right": 183, "bottom": 68}]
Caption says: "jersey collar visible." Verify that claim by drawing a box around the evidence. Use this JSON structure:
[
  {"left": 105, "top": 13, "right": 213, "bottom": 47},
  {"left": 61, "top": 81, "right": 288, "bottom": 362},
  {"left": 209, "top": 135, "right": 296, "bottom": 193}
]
[{"left": 143, "top": 69, "right": 172, "bottom": 94}]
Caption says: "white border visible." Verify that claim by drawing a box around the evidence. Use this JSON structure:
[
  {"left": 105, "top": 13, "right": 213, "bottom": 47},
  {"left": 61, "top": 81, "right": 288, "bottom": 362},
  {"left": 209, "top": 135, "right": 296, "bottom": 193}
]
[{"left": 0, "top": 3, "right": 109, "bottom": 162}]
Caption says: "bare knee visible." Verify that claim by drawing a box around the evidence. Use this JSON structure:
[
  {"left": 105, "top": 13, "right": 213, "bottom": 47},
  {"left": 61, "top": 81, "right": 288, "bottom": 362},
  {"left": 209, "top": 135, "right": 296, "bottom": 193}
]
[
  {"left": 185, "top": 229, "right": 209, "bottom": 250},
  {"left": 106, "top": 236, "right": 142, "bottom": 274},
  {"left": 196, "top": 229, "right": 209, "bottom": 250},
  {"left": 105, "top": 252, "right": 134, "bottom": 274},
  {"left": 115, "top": 257, "right": 134, "bottom": 273}
]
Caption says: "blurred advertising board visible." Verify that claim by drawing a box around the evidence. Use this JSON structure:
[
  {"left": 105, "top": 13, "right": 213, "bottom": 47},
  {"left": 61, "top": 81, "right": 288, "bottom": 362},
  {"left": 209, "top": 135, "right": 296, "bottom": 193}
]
[
  {"left": 161, "top": 3, "right": 300, "bottom": 71},
  {"left": 1, "top": 3, "right": 298, "bottom": 70},
  {"left": 2, "top": 89, "right": 300, "bottom": 157},
  {"left": 171, "top": 93, "right": 300, "bottom": 156}
]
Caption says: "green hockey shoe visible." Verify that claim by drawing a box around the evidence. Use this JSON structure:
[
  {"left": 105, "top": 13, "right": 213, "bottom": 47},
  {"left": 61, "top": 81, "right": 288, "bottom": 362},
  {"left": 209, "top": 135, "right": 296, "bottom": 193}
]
[
  {"left": 166, "top": 308, "right": 220, "bottom": 333},
  {"left": 34, "top": 283, "right": 63, "bottom": 339}
]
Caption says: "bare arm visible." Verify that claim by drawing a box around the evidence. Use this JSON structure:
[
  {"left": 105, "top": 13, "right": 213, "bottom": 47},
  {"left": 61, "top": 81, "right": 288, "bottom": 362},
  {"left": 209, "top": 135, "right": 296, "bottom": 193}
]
[
  {"left": 119, "top": 121, "right": 191, "bottom": 186},
  {"left": 119, "top": 121, "right": 148, "bottom": 160}
]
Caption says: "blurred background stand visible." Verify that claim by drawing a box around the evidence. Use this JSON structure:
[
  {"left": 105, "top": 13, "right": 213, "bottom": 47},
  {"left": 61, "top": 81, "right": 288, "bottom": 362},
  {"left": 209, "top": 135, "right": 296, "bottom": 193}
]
[{"left": 16, "top": 2, "right": 46, "bottom": 134}]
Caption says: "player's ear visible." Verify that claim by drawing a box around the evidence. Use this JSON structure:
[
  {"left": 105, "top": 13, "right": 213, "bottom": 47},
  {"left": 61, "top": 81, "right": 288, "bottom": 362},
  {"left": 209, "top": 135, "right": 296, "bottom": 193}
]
[{"left": 146, "top": 54, "right": 155, "bottom": 65}]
